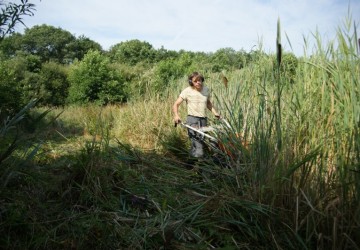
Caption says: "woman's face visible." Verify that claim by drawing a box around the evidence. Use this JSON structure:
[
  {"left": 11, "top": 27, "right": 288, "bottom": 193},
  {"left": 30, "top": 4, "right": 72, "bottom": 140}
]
[{"left": 192, "top": 77, "right": 203, "bottom": 91}]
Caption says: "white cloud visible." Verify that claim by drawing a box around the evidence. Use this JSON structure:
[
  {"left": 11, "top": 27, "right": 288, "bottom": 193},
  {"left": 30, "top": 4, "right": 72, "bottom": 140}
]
[{"left": 14, "top": 0, "right": 360, "bottom": 55}]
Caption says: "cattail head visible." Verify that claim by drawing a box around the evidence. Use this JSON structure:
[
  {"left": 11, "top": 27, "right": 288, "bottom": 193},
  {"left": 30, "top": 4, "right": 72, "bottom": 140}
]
[{"left": 222, "top": 75, "right": 228, "bottom": 88}]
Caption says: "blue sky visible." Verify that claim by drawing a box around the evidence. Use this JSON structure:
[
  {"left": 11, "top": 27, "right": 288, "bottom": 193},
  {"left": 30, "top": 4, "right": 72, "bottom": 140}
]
[{"left": 15, "top": 0, "right": 360, "bottom": 56}]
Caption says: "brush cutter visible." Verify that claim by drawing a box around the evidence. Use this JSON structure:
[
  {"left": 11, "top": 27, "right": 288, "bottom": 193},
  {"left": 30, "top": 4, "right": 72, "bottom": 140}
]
[
  {"left": 175, "top": 118, "right": 249, "bottom": 162},
  {"left": 174, "top": 118, "right": 232, "bottom": 157},
  {"left": 176, "top": 122, "right": 217, "bottom": 142}
]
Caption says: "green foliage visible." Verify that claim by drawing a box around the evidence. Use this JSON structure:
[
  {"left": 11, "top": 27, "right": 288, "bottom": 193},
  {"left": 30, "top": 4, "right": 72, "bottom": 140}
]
[
  {"left": 64, "top": 35, "right": 103, "bottom": 63},
  {"left": 0, "top": 0, "right": 39, "bottom": 116},
  {"left": 130, "top": 52, "right": 195, "bottom": 100},
  {"left": 14, "top": 50, "right": 42, "bottom": 72},
  {"left": 67, "top": 50, "right": 126, "bottom": 105},
  {"left": 0, "top": 99, "right": 35, "bottom": 165},
  {"left": 2, "top": 7, "right": 360, "bottom": 250},
  {"left": 0, "top": 23, "right": 101, "bottom": 108},
  {"left": 20, "top": 24, "right": 76, "bottom": 63},
  {"left": 153, "top": 53, "right": 193, "bottom": 93},
  {"left": 210, "top": 47, "right": 249, "bottom": 72},
  {"left": 109, "top": 39, "right": 156, "bottom": 65},
  {"left": 0, "top": 99, "right": 54, "bottom": 187},
  {"left": 0, "top": 59, "right": 23, "bottom": 115},
  {"left": 275, "top": 52, "right": 299, "bottom": 84},
  {"left": 20, "top": 70, "right": 41, "bottom": 105},
  {"left": 37, "top": 61, "right": 70, "bottom": 106},
  {"left": 0, "top": 52, "right": 44, "bottom": 111},
  {"left": 0, "top": 26, "right": 101, "bottom": 64},
  {"left": 0, "top": 0, "right": 35, "bottom": 39},
  {"left": 109, "top": 62, "right": 149, "bottom": 100},
  {"left": 153, "top": 46, "right": 180, "bottom": 61},
  {"left": 0, "top": 32, "right": 23, "bottom": 57}
]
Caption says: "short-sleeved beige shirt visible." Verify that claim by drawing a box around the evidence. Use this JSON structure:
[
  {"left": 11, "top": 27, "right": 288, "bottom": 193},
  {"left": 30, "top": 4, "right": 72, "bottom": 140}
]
[{"left": 179, "top": 86, "right": 210, "bottom": 117}]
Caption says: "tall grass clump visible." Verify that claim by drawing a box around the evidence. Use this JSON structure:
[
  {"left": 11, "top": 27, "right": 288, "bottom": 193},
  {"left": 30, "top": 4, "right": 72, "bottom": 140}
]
[
  {"left": 198, "top": 17, "right": 360, "bottom": 248},
  {"left": 0, "top": 99, "right": 54, "bottom": 185}
]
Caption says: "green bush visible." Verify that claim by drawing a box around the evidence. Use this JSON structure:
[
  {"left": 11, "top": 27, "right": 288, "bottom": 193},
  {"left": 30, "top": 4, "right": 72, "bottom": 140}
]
[
  {"left": 150, "top": 53, "right": 195, "bottom": 97},
  {"left": 0, "top": 59, "right": 23, "bottom": 116},
  {"left": 67, "top": 50, "right": 126, "bottom": 105},
  {"left": 37, "top": 61, "right": 70, "bottom": 106}
]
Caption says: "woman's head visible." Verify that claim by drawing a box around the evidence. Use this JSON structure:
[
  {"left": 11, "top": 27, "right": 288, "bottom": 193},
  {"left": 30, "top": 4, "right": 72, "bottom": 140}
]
[{"left": 188, "top": 72, "right": 205, "bottom": 86}]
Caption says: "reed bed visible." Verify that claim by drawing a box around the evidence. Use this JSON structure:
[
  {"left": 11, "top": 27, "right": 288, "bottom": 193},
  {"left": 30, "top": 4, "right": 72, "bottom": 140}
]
[{"left": 1, "top": 19, "right": 359, "bottom": 249}]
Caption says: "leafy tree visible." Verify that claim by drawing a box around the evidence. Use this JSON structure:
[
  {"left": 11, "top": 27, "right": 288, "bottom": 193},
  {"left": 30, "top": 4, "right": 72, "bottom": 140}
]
[
  {"left": 16, "top": 50, "right": 42, "bottom": 72},
  {"left": 20, "top": 70, "right": 41, "bottom": 104},
  {"left": 2, "top": 52, "right": 70, "bottom": 107},
  {"left": 110, "top": 62, "right": 149, "bottom": 100},
  {"left": 65, "top": 35, "right": 102, "bottom": 63},
  {"left": 1, "top": 29, "right": 101, "bottom": 63},
  {"left": 153, "top": 46, "right": 180, "bottom": 62},
  {"left": 0, "top": 0, "right": 37, "bottom": 115},
  {"left": 0, "top": 52, "right": 42, "bottom": 113},
  {"left": 37, "top": 61, "right": 70, "bottom": 106},
  {"left": 0, "top": 32, "right": 23, "bottom": 57},
  {"left": 152, "top": 59, "right": 181, "bottom": 93},
  {"left": 235, "top": 49, "right": 250, "bottom": 68},
  {"left": 139, "top": 52, "right": 194, "bottom": 98},
  {"left": 67, "top": 50, "right": 126, "bottom": 105},
  {"left": 0, "top": 59, "right": 22, "bottom": 114},
  {"left": 21, "top": 24, "right": 76, "bottom": 63},
  {"left": 109, "top": 39, "right": 156, "bottom": 65},
  {"left": 210, "top": 47, "right": 248, "bottom": 72}
]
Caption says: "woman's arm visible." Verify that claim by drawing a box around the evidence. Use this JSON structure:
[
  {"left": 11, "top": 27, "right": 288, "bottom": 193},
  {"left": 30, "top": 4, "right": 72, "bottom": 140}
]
[
  {"left": 173, "top": 97, "right": 184, "bottom": 123},
  {"left": 207, "top": 99, "right": 220, "bottom": 118}
]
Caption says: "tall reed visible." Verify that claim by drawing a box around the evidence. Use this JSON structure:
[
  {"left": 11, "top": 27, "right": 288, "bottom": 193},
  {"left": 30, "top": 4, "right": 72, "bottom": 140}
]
[{"left": 198, "top": 17, "right": 360, "bottom": 248}]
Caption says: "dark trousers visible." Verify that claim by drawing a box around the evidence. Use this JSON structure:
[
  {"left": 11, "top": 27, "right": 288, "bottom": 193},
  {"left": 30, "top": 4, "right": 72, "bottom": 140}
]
[{"left": 186, "top": 115, "right": 207, "bottom": 158}]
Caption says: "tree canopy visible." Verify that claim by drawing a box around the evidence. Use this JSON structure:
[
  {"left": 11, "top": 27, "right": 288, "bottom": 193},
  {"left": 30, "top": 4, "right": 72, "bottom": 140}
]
[
  {"left": 109, "top": 39, "right": 156, "bottom": 65},
  {"left": 0, "top": 5, "right": 298, "bottom": 109}
]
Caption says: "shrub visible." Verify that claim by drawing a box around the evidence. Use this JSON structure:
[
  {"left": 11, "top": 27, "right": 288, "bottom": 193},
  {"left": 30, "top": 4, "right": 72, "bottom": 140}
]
[
  {"left": 37, "top": 61, "right": 70, "bottom": 106},
  {"left": 67, "top": 50, "right": 126, "bottom": 105}
]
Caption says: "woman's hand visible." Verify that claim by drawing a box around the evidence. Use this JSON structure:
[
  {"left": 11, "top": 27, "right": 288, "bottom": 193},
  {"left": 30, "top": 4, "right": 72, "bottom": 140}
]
[{"left": 174, "top": 115, "right": 182, "bottom": 124}]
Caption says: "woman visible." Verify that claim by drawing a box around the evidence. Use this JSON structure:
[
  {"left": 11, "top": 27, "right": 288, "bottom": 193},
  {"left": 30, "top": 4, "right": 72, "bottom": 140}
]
[{"left": 173, "top": 72, "right": 220, "bottom": 158}]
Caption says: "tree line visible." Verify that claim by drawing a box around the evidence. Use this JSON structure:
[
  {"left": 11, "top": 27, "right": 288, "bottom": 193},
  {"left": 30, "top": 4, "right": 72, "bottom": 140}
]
[{"left": 0, "top": 9, "right": 298, "bottom": 117}]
